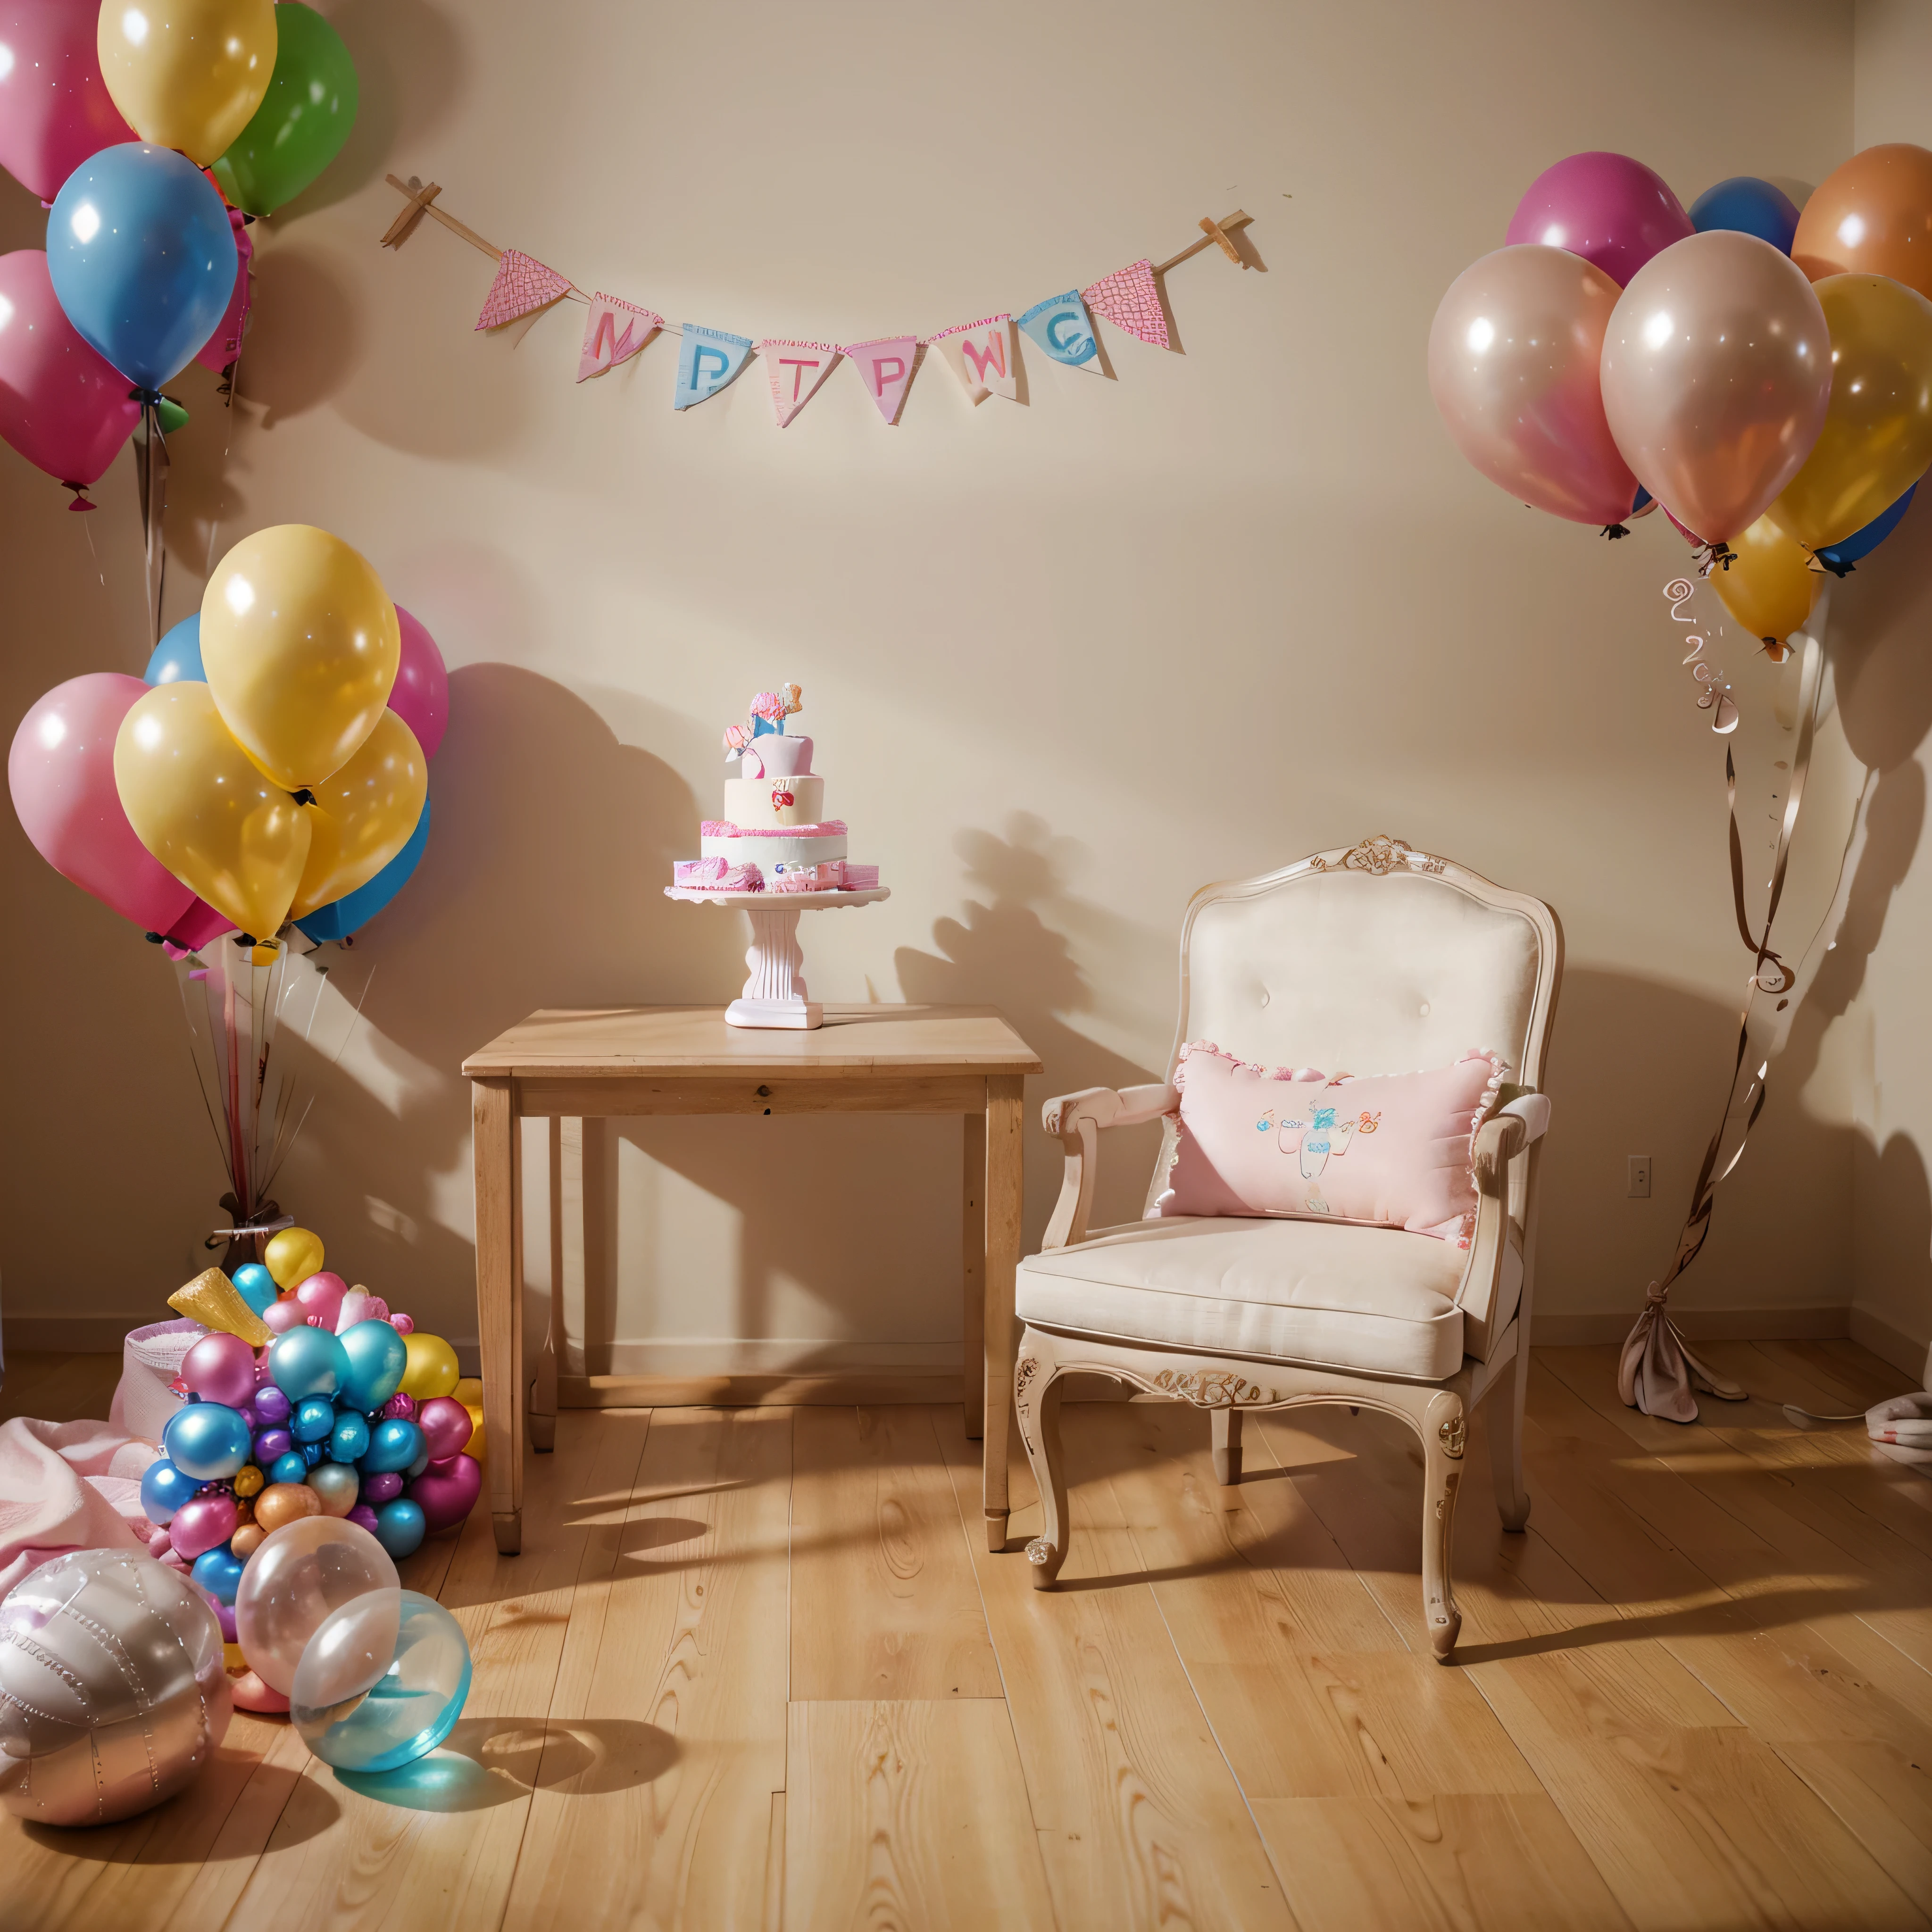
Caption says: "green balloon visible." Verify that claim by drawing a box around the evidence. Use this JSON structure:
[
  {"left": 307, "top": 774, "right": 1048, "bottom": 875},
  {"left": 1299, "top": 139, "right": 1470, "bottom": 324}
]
[{"left": 211, "top": 3, "right": 359, "bottom": 217}]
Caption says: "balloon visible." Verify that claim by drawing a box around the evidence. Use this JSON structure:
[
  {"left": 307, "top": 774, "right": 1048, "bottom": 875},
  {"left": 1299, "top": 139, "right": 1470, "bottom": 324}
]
[
  {"left": 290, "top": 1395, "right": 334, "bottom": 1443},
  {"left": 373, "top": 1499, "right": 426, "bottom": 1560},
  {"left": 233, "top": 1515, "right": 397, "bottom": 1695},
  {"left": 9, "top": 673, "right": 195, "bottom": 933},
  {"left": 139, "top": 1456, "right": 200, "bottom": 1524},
  {"left": 46, "top": 142, "right": 237, "bottom": 391},
  {"left": 265, "top": 1224, "right": 324, "bottom": 1287},
  {"left": 290, "top": 1588, "right": 469, "bottom": 1773},
  {"left": 389, "top": 608, "right": 449, "bottom": 759},
  {"left": 201, "top": 525, "right": 401, "bottom": 791},
  {"left": 1817, "top": 482, "right": 1917, "bottom": 572},
  {"left": 181, "top": 1331, "right": 255, "bottom": 1408},
  {"left": 330, "top": 1411, "right": 370, "bottom": 1463},
  {"left": 112, "top": 680, "right": 310, "bottom": 938},
  {"left": 360, "top": 1470, "right": 403, "bottom": 1504},
  {"left": 190, "top": 1546, "right": 244, "bottom": 1605},
  {"left": 161, "top": 895, "right": 233, "bottom": 952},
  {"left": 407, "top": 1453, "right": 481, "bottom": 1534},
  {"left": 306, "top": 1462, "right": 359, "bottom": 1518},
  {"left": 161, "top": 1400, "right": 250, "bottom": 1481},
  {"left": 232, "top": 1464, "right": 262, "bottom": 1499},
  {"left": 1709, "top": 515, "right": 1820, "bottom": 648},
  {"left": 359, "top": 1418, "right": 423, "bottom": 1475},
  {"left": 339, "top": 1318, "right": 408, "bottom": 1412},
  {"left": 296, "top": 795, "right": 431, "bottom": 944},
  {"left": 345, "top": 1503, "right": 379, "bottom": 1535},
  {"left": 1505, "top": 151, "right": 1693, "bottom": 288},
  {"left": 289, "top": 710, "right": 426, "bottom": 918},
  {"left": 0, "top": 0, "right": 137, "bottom": 201},
  {"left": 229, "top": 1258, "right": 276, "bottom": 1316},
  {"left": 261, "top": 1295, "right": 306, "bottom": 1337},
  {"left": 1428, "top": 244, "right": 1636, "bottom": 524},
  {"left": 0, "top": 250, "right": 141, "bottom": 486},
  {"left": 208, "top": 1, "right": 355, "bottom": 214},
  {"left": 266, "top": 1449, "right": 308, "bottom": 1486},
  {"left": 1766, "top": 274, "right": 1932, "bottom": 550},
  {"left": 97, "top": 0, "right": 276, "bottom": 166},
  {"left": 1689, "top": 177, "right": 1801, "bottom": 255},
  {"left": 194, "top": 209, "right": 250, "bottom": 372},
  {"left": 167, "top": 1490, "right": 237, "bottom": 1560},
  {"left": 416, "top": 1397, "right": 473, "bottom": 1464},
  {"left": 252, "top": 1382, "right": 291, "bottom": 1425},
  {"left": 399, "top": 1332, "right": 460, "bottom": 1402},
  {"left": 1599, "top": 230, "right": 1832, "bottom": 541},
  {"left": 269, "top": 1324, "right": 350, "bottom": 1401},
  {"left": 292, "top": 1269, "right": 347, "bottom": 1329},
  {"left": 1793, "top": 143, "right": 1932, "bottom": 300},
  {"left": 254, "top": 1479, "right": 320, "bottom": 1532}
]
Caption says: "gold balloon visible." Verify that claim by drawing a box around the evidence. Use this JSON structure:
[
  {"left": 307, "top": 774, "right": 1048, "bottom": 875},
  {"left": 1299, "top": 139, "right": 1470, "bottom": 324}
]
[
  {"left": 167, "top": 1266, "right": 274, "bottom": 1346},
  {"left": 201, "top": 525, "right": 401, "bottom": 793},
  {"left": 265, "top": 1226, "right": 324, "bottom": 1289},
  {"left": 400, "top": 1332, "right": 460, "bottom": 1401},
  {"left": 1710, "top": 515, "right": 1819, "bottom": 648},
  {"left": 97, "top": 0, "right": 278, "bottom": 167},
  {"left": 290, "top": 712, "right": 427, "bottom": 918},
  {"left": 1792, "top": 143, "right": 1932, "bottom": 301},
  {"left": 252, "top": 1483, "right": 322, "bottom": 1534},
  {"left": 115, "top": 683, "right": 309, "bottom": 940},
  {"left": 230, "top": 1525, "right": 266, "bottom": 1560},
  {"left": 1766, "top": 274, "right": 1932, "bottom": 550}
]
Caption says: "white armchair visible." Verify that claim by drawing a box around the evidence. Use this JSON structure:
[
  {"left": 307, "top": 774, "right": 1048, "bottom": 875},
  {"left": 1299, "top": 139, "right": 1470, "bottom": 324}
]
[{"left": 1012, "top": 836, "right": 1561, "bottom": 1661}]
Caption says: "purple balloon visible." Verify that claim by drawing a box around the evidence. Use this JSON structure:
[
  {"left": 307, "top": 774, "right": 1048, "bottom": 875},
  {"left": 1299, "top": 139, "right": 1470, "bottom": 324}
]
[
  {"left": 253, "top": 1385, "right": 291, "bottom": 1425},
  {"left": 390, "top": 608, "right": 450, "bottom": 761},
  {"left": 1506, "top": 151, "right": 1693, "bottom": 288},
  {"left": 345, "top": 1504, "right": 380, "bottom": 1535},
  {"left": 254, "top": 1428, "right": 291, "bottom": 1463},
  {"left": 408, "top": 1453, "right": 481, "bottom": 1533},
  {"left": 361, "top": 1471, "right": 404, "bottom": 1503}
]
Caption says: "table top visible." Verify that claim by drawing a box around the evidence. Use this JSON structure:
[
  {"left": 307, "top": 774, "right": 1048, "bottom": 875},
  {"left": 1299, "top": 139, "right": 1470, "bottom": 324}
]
[{"left": 461, "top": 1003, "right": 1043, "bottom": 1080}]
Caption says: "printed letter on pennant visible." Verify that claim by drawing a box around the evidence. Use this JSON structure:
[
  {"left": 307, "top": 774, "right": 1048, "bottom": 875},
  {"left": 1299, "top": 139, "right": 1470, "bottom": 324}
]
[
  {"left": 577, "top": 294, "right": 663, "bottom": 381},
  {"left": 929, "top": 315, "right": 1016, "bottom": 405},
  {"left": 844, "top": 335, "right": 919, "bottom": 425},
  {"left": 1017, "top": 289, "right": 1101, "bottom": 371},
  {"left": 675, "top": 323, "right": 755, "bottom": 409},
  {"left": 758, "top": 340, "right": 841, "bottom": 426}
]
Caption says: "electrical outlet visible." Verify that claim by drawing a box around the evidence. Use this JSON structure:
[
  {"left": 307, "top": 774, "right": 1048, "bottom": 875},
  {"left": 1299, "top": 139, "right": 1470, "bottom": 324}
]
[{"left": 1628, "top": 1154, "right": 1652, "bottom": 1199}]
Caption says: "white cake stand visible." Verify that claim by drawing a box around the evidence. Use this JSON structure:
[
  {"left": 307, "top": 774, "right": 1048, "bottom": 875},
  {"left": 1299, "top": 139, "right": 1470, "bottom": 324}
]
[{"left": 665, "top": 886, "right": 891, "bottom": 1029}]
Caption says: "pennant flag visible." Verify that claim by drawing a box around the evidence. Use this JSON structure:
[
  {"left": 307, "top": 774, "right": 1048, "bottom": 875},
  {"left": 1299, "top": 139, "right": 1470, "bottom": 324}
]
[
  {"left": 675, "top": 323, "right": 755, "bottom": 409},
  {"left": 577, "top": 294, "right": 662, "bottom": 381},
  {"left": 1081, "top": 258, "right": 1169, "bottom": 350},
  {"left": 758, "top": 339, "right": 841, "bottom": 426},
  {"left": 475, "top": 249, "right": 572, "bottom": 331},
  {"left": 844, "top": 335, "right": 919, "bottom": 425},
  {"left": 928, "top": 315, "right": 1016, "bottom": 405},
  {"left": 1017, "top": 290, "right": 1101, "bottom": 371}
]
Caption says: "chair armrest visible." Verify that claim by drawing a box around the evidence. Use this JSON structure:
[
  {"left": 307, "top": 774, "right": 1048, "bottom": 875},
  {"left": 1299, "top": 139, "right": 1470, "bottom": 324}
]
[
  {"left": 1040, "top": 1083, "right": 1179, "bottom": 1250},
  {"left": 1472, "top": 1093, "right": 1551, "bottom": 1195}
]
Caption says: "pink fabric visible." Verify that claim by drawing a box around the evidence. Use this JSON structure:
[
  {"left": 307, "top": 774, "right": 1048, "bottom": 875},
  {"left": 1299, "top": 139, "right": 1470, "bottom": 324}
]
[
  {"left": 1160, "top": 1042, "right": 1507, "bottom": 1242},
  {"left": 0, "top": 1416, "right": 162, "bottom": 1600}
]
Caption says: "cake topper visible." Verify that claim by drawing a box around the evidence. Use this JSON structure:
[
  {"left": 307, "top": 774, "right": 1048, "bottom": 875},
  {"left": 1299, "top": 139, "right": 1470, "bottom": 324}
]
[{"left": 722, "top": 683, "right": 802, "bottom": 760}]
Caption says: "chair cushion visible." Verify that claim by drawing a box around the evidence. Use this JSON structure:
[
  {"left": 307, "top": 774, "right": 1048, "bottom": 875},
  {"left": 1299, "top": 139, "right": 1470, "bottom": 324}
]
[{"left": 1017, "top": 1217, "right": 1468, "bottom": 1381}]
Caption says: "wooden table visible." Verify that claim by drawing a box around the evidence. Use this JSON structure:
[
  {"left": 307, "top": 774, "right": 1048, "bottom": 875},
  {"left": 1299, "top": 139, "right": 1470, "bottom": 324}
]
[{"left": 462, "top": 1003, "right": 1041, "bottom": 1556}]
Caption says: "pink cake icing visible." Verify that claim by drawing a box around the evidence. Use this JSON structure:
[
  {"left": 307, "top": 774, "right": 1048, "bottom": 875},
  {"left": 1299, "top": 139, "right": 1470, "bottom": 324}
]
[{"left": 702, "top": 819, "right": 847, "bottom": 839}]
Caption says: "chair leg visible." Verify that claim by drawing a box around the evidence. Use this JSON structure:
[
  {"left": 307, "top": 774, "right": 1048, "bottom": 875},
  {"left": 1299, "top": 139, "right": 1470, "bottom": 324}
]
[
  {"left": 1212, "top": 1407, "right": 1242, "bottom": 1486},
  {"left": 1489, "top": 1340, "right": 1532, "bottom": 1533},
  {"left": 1421, "top": 1393, "right": 1465, "bottom": 1663},
  {"left": 1017, "top": 1362, "right": 1070, "bottom": 1589}
]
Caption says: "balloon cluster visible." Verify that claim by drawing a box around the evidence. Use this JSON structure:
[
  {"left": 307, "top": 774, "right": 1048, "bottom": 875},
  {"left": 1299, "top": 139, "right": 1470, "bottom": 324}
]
[
  {"left": 8, "top": 527, "right": 448, "bottom": 950},
  {"left": 136, "top": 1228, "right": 483, "bottom": 1677},
  {"left": 1430, "top": 144, "right": 1932, "bottom": 655},
  {"left": 0, "top": 0, "right": 359, "bottom": 501}
]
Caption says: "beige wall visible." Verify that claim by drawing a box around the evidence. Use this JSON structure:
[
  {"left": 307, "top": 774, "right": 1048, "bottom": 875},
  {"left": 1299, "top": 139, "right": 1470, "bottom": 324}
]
[{"left": 0, "top": 0, "right": 1868, "bottom": 1370}]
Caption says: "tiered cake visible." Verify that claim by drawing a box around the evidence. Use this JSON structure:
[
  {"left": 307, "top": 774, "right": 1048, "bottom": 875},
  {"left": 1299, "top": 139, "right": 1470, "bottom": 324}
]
[{"left": 673, "top": 685, "right": 879, "bottom": 894}]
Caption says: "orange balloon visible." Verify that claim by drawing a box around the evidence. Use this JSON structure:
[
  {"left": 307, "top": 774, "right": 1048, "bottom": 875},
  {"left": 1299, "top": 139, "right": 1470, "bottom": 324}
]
[
  {"left": 1793, "top": 143, "right": 1932, "bottom": 300},
  {"left": 253, "top": 1482, "right": 323, "bottom": 1533}
]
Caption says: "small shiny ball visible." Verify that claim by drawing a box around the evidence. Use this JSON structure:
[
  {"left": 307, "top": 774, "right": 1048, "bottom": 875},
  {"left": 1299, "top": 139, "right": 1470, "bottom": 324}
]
[
  {"left": 253, "top": 1386, "right": 292, "bottom": 1427},
  {"left": 300, "top": 1441, "right": 326, "bottom": 1467},
  {"left": 360, "top": 1470, "right": 403, "bottom": 1504},
  {"left": 190, "top": 1546, "right": 245, "bottom": 1605},
  {"left": 360, "top": 1418, "right": 423, "bottom": 1475},
  {"left": 253, "top": 1428, "right": 291, "bottom": 1464},
  {"left": 162, "top": 1401, "right": 253, "bottom": 1483},
  {"left": 346, "top": 1504, "right": 379, "bottom": 1534},
  {"left": 269, "top": 1451, "right": 308, "bottom": 1486},
  {"left": 232, "top": 1465, "right": 264, "bottom": 1499},
  {"left": 291, "top": 1397, "right": 335, "bottom": 1444},
  {"left": 382, "top": 1393, "right": 416, "bottom": 1421},
  {"left": 168, "top": 1492, "right": 237, "bottom": 1562},
  {"left": 140, "top": 1457, "right": 200, "bottom": 1526},
  {"left": 251, "top": 1482, "right": 324, "bottom": 1535},
  {"left": 373, "top": 1499, "right": 426, "bottom": 1558},
  {"left": 230, "top": 1523, "right": 266, "bottom": 1559},
  {"left": 330, "top": 1411, "right": 371, "bottom": 1463},
  {"left": 230, "top": 1261, "right": 278, "bottom": 1316},
  {"left": 306, "top": 1462, "right": 360, "bottom": 1518}
]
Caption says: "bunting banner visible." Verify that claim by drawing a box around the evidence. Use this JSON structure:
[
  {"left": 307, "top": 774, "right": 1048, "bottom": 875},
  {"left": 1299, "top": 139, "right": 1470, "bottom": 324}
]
[
  {"left": 1082, "top": 258, "right": 1168, "bottom": 350},
  {"left": 475, "top": 248, "right": 573, "bottom": 331},
  {"left": 676, "top": 323, "right": 755, "bottom": 409},
  {"left": 844, "top": 336, "right": 919, "bottom": 425},
  {"left": 1017, "top": 290, "right": 1102, "bottom": 372},
  {"left": 930, "top": 314, "right": 1017, "bottom": 404},
  {"left": 578, "top": 294, "right": 662, "bottom": 381},
  {"left": 758, "top": 339, "right": 841, "bottom": 426}
]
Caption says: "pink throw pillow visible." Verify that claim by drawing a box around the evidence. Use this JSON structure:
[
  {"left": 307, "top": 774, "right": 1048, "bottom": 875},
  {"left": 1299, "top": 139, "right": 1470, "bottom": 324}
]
[{"left": 1157, "top": 1042, "right": 1508, "bottom": 1245}]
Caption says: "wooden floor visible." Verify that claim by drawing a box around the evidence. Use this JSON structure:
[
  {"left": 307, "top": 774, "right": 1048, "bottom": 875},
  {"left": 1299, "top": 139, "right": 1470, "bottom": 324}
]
[{"left": 8, "top": 1338, "right": 1932, "bottom": 1930}]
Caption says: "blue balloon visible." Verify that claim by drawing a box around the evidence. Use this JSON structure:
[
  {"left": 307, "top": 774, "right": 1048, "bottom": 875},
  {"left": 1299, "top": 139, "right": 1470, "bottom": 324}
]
[
  {"left": 339, "top": 1318, "right": 409, "bottom": 1412},
  {"left": 297, "top": 798, "right": 433, "bottom": 945},
  {"left": 302, "top": 1440, "right": 327, "bottom": 1466},
  {"left": 292, "top": 1589, "right": 472, "bottom": 1774},
  {"left": 291, "top": 1396, "right": 337, "bottom": 1443},
  {"left": 1815, "top": 483, "right": 1917, "bottom": 572},
  {"left": 331, "top": 1411, "right": 372, "bottom": 1463},
  {"left": 230, "top": 1260, "right": 278, "bottom": 1318},
  {"left": 270, "top": 1325, "right": 351, "bottom": 1401},
  {"left": 144, "top": 614, "right": 204, "bottom": 686},
  {"left": 162, "top": 1400, "right": 252, "bottom": 1482},
  {"left": 47, "top": 144, "right": 239, "bottom": 391},
  {"left": 140, "top": 1457, "right": 200, "bottom": 1525},
  {"left": 373, "top": 1498, "right": 426, "bottom": 1559},
  {"left": 407, "top": 1443, "right": 432, "bottom": 1480},
  {"left": 269, "top": 1450, "right": 308, "bottom": 1485},
  {"left": 191, "top": 1546, "right": 245, "bottom": 1605},
  {"left": 1690, "top": 176, "right": 1801, "bottom": 255},
  {"left": 361, "top": 1418, "right": 424, "bottom": 1475}
]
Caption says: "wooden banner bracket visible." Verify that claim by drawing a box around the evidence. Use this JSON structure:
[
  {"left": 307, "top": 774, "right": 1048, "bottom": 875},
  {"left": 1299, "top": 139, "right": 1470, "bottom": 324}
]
[{"left": 1153, "top": 210, "right": 1255, "bottom": 277}]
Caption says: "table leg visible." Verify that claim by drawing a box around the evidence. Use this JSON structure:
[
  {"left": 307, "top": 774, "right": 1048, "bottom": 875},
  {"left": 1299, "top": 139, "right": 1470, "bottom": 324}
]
[
  {"left": 474, "top": 1078, "right": 525, "bottom": 1555},
  {"left": 530, "top": 1118, "right": 560, "bottom": 1454},
  {"left": 983, "top": 1074, "right": 1024, "bottom": 1551},
  {"left": 962, "top": 1111, "right": 986, "bottom": 1439}
]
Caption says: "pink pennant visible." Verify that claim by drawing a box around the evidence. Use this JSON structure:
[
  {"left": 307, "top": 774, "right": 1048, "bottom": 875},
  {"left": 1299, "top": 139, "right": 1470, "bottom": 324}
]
[
  {"left": 928, "top": 314, "right": 1016, "bottom": 405},
  {"left": 577, "top": 294, "right": 661, "bottom": 380},
  {"left": 758, "top": 339, "right": 841, "bottom": 426},
  {"left": 474, "top": 249, "right": 573, "bottom": 331},
  {"left": 844, "top": 335, "right": 919, "bottom": 425},
  {"left": 1081, "top": 258, "right": 1169, "bottom": 350}
]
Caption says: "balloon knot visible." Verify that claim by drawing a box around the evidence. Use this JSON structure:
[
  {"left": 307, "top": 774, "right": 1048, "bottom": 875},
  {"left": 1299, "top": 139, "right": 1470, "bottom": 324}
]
[
  {"left": 291, "top": 789, "right": 316, "bottom": 806},
  {"left": 128, "top": 386, "right": 164, "bottom": 407},
  {"left": 63, "top": 482, "right": 97, "bottom": 512},
  {"left": 1601, "top": 522, "right": 1631, "bottom": 540},
  {"left": 144, "top": 931, "right": 163, "bottom": 944}
]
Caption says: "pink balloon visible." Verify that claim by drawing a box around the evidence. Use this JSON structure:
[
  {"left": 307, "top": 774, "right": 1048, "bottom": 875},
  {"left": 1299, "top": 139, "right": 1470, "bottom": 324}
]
[
  {"left": 8, "top": 673, "right": 196, "bottom": 932},
  {"left": 261, "top": 1297, "right": 306, "bottom": 1336},
  {"left": 182, "top": 1331, "right": 257, "bottom": 1408},
  {"left": 390, "top": 608, "right": 450, "bottom": 760},
  {"left": 389, "top": 1313, "right": 415, "bottom": 1336},
  {"left": 294, "top": 1272, "right": 348, "bottom": 1330},
  {"left": 161, "top": 898, "right": 235, "bottom": 955},
  {"left": 169, "top": 1491, "right": 238, "bottom": 1561},
  {"left": 0, "top": 250, "right": 142, "bottom": 487},
  {"left": 147, "top": 1526, "right": 172, "bottom": 1558},
  {"left": 1428, "top": 245, "right": 1638, "bottom": 525},
  {"left": 1506, "top": 151, "right": 1693, "bottom": 289},
  {"left": 0, "top": 0, "right": 137, "bottom": 203},
  {"left": 195, "top": 214, "right": 252, "bottom": 373},
  {"left": 416, "top": 1397, "right": 474, "bottom": 1463},
  {"left": 333, "top": 1287, "right": 373, "bottom": 1333},
  {"left": 408, "top": 1452, "right": 482, "bottom": 1533},
  {"left": 229, "top": 1669, "right": 290, "bottom": 1715}
]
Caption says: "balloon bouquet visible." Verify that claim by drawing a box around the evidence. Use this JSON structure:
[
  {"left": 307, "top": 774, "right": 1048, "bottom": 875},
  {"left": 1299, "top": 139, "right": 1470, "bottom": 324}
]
[{"left": 1430, "top": 144, "right": 1932, "bottom": 666}]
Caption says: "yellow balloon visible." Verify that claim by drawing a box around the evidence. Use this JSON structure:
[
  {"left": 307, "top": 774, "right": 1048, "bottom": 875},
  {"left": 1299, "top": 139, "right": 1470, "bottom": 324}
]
[
  {"left": 97, "top": 0, "right": 278, "bottom": 167},
  {"left": 201, "top": 525, "right": 401, "bottom": 793},
  {"left": 1710, "top": 514, "right": 1820, "bottom": 649},
  {"left": 1768, "top": 274, "right": 1932, "bottom": 550},
  {"left": 265, "top": 1225, "right": 325, "bottom": 1288},
  {"left": 113, "top": 682, "right": 311, "bottom": 939},
  {"left": 290, "top": 711, "right": 427, "bottom": 918},
  {"left": 400, "top": 1332, "right": 460, "bottom": 1401}
]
